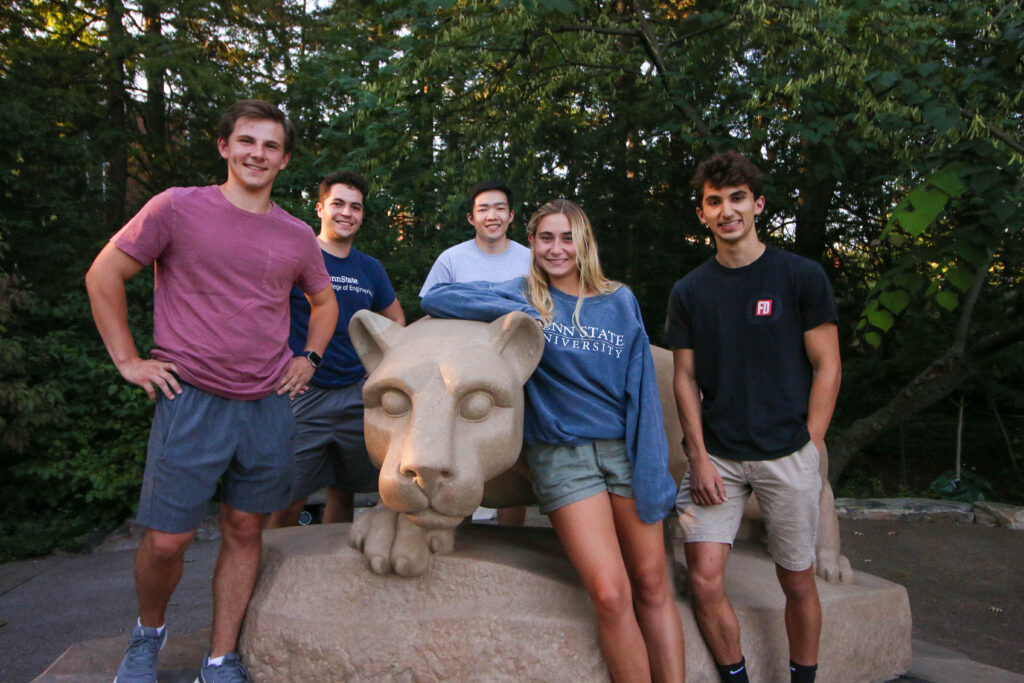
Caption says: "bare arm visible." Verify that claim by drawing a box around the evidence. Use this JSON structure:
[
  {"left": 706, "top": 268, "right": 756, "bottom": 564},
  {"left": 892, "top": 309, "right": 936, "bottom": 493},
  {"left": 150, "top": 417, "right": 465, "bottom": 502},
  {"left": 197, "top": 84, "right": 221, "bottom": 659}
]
[
  {"left": 84, "top": 243, "right": 181, "bottom": 401},
  {"left": 379, "top": 297, "right": 406, "bottom": 326},
  {"left": 803, "top": 322, "right": 842, "bottom": 449},
  {"left": 672, "top": 348, "right": 726, "bottom": 505},
  {"left": 276, "top": 284, "right": 339, "bottom": 397}
]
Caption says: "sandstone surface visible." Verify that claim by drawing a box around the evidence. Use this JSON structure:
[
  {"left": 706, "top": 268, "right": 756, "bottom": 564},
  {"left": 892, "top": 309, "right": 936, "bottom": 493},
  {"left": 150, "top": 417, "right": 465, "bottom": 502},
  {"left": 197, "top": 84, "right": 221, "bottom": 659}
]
[{"left": 239, "top": 524, "right": 912, "bottom": 682}]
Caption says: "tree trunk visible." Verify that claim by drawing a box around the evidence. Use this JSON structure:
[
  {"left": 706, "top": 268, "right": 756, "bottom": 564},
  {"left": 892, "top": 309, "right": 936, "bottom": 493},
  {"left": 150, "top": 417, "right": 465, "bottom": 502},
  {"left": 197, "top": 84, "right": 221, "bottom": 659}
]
[
  {"left": 104, "top": 0, "right": 128, "bottom": 228},
  {"left": 793, "top": 137, "right": 835, "bottom": 263},
  {"left": 143, "top": 0, "right": 165, "bottom": 144}
]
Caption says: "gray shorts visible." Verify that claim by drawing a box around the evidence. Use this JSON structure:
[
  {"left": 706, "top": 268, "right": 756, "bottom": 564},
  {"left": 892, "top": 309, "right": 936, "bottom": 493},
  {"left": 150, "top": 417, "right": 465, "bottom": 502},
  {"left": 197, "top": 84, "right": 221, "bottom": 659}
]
[
  {"left": 137, "top": 382, "right": 295, "bottom": 534},
  {"left": 675, "top": 440, "right": 821, "bottom": 571},
  {"left": 287, "top": 381, "right": 378, "bottom": 502},
  {"left": 526, "top": 439, "right": 634, "bottom": 515}
]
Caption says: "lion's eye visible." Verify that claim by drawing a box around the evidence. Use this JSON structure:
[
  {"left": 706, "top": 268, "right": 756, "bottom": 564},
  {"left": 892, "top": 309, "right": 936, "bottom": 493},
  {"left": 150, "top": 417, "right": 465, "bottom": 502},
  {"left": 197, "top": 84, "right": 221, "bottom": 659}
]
[
  {"left": 380, "top": 389, "right": 411, "bottom": 417},
  {"left": 458, "top": 391, "right": 493, "bottom": 421}
]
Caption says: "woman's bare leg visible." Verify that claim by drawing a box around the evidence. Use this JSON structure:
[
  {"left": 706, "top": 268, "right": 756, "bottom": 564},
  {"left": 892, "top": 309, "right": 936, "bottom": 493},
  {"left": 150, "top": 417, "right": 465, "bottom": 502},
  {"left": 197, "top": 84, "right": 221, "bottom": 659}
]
[
  {"left": 611, "top": 494, "right": 686, "bottom": 682},
  {"left": 549, "top": 493, "right": 651, "bottom": 683}
]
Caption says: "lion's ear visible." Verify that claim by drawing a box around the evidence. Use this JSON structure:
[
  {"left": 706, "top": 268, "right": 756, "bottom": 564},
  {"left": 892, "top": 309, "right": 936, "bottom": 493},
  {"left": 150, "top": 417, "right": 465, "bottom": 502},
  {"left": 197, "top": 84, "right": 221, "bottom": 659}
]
[
  {"left": 489, "top": 312, "right": 545, "bottom": 384},
  {"left": 349, "top": 309, "right": 402, "bottom": 373}
]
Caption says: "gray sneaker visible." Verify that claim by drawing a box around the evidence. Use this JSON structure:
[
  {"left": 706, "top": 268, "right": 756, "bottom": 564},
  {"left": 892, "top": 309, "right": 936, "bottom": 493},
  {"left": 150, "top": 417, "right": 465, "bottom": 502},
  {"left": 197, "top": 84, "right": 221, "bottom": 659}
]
[
  {"left": 194, "top": 652, "right": 252, "bottom": 683},
  {"left": 114, "top": 623, "right": 167, "bottom": 682}
]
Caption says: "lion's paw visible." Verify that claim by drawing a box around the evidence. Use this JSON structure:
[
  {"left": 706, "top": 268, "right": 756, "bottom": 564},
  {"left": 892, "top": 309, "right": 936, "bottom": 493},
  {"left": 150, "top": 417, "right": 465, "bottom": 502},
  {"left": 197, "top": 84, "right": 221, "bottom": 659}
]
[
  {"left": 426, "top": 528, "right": 456, "bottom": 555},
  {"left": 816, "top": 548, "right": 854, "bottom": 584},
  {"left": 348, "top": 505, "right": 453, "bottom": 577}
]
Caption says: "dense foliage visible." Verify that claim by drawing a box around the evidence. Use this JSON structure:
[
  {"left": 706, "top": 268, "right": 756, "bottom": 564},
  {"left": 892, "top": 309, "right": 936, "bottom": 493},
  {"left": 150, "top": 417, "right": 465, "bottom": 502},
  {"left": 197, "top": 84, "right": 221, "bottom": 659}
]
[{"left": 1, "top": 0, "right": 1021, "bottom": 560}]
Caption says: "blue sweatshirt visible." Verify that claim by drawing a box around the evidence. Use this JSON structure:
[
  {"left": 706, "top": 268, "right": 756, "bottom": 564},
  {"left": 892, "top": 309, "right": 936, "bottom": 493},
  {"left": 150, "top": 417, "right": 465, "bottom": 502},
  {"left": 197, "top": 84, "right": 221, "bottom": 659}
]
[{"left": 421, "top": 277, "right": 676, "bottom": 523}]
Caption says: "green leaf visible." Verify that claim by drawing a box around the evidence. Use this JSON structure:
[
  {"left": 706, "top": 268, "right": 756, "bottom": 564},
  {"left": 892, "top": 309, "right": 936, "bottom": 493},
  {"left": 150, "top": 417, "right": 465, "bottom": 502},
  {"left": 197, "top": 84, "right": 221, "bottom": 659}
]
[
  {"left": 867, "top": 309, "right": 895, "bottom": 332},
  {"left": 871, "top": 71, "right": 901, "bottom": 90},
  {"left": 879, "top": 289, "right": 911, "bottom": 314},
  {"left": 538, "top": 0, "right": 576, "bottom": 13},
  {"left": 864, "top": 331, "right": 883, "bottom": 348},
  {"left": 894, "top": 272, "right": 924, "bottom": 294},
  {"left": 935, "top": 291, "right": 959, "bottom": 310},
  {"left": 927, "top": 165, "right": 968, "bottom": 198},
  {"left": 893, "top": 186, "right": 950, "bottom": 236},
  {"left": 895, "top": 207, "right": 933, "bottom": 236},
  {"left": 922, "top": 105, "right": 960, "bottom": 133},
  {"left": 945, "top": 268, "right": 975, "bottom": 292},
  {"left": 908, "top": 186, "right": 950, "bottom": 217}
]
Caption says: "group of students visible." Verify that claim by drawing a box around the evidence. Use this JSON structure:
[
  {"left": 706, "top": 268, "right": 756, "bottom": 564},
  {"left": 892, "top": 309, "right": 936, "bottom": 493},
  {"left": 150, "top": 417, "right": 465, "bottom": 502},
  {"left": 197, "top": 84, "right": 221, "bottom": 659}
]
[{"left": 86, "top": 99, "right": 840, "bottom": 683}]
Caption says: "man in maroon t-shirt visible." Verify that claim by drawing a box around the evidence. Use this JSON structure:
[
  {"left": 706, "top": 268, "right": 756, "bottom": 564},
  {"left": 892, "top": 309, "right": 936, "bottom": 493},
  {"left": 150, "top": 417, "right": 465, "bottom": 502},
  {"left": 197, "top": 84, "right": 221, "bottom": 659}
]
[{"left": 86, "top": 100, "right": 337, "bottom": 683}]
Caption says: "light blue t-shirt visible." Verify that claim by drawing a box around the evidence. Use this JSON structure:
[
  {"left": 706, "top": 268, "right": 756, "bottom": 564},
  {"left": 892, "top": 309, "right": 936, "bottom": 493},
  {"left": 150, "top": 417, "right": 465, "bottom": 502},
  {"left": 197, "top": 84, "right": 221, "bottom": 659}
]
[
  {"left": 418, "top": 239, "right": 531, "bottom": 296},
  {"left": 421, "top": 277, "right": 676, "bottom": 523}
]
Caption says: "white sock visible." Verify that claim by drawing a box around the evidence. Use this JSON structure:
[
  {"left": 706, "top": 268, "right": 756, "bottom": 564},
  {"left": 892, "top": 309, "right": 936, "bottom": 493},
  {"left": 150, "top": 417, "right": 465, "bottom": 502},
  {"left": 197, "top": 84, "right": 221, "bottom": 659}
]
[
  {"left": 137, "top": 617, "right": 166, "bottom": 635},
  {"left": 206, "top": 654, "right": 226, "bottom": 667}
]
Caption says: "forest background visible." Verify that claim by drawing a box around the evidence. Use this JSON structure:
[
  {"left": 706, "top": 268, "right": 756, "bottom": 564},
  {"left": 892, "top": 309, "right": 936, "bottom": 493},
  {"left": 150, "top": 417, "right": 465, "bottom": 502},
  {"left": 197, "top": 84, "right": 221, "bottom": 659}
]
[{"left": 1, "top": 0, "right": 1021, "bottom": 561}]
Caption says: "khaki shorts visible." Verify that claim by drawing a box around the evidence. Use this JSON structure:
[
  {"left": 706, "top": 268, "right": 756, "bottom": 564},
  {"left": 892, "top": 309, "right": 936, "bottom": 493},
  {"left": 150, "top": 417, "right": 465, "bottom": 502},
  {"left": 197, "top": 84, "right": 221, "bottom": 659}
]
[{"left": 675, "top": 440, "right": 821, "bottom": 571}]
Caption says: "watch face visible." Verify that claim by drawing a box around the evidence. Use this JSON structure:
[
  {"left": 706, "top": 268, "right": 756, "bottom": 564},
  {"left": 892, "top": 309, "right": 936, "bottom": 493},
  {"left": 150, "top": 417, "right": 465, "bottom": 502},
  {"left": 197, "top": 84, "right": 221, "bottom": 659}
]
[{"left": 306, "top": 351, "right": 322, "bottom": 368}]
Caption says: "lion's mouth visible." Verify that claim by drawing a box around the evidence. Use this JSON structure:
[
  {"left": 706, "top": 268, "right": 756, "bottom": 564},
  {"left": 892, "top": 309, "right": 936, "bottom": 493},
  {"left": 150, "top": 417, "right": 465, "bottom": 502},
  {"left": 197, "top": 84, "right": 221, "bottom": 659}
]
[
  {"left": 379, "top": 473, "right": 478, "bottom": 528},
  {"left": 403, "top": 506, "right": 466, "bottom": 530}
]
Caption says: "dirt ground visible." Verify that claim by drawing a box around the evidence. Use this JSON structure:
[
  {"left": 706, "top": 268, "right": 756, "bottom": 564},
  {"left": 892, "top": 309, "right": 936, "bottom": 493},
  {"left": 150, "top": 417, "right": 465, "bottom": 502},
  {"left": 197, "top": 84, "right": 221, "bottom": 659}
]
[{"left": 838, "top": 518, "right": 1024, "bottom": 675}]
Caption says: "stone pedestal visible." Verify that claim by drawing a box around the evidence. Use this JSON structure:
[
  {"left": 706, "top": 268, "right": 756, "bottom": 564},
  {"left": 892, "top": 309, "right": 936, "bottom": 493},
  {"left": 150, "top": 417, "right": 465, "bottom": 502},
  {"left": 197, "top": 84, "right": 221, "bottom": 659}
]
[{"left": 240, "top": 524, "right": 911, "bottom": 682}]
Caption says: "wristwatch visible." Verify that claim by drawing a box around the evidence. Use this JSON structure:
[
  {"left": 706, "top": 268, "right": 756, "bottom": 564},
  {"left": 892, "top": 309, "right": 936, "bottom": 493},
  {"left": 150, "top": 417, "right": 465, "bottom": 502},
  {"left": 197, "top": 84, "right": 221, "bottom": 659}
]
[{"left": 300, "top": 350, "right": 322, "bottom": 368}]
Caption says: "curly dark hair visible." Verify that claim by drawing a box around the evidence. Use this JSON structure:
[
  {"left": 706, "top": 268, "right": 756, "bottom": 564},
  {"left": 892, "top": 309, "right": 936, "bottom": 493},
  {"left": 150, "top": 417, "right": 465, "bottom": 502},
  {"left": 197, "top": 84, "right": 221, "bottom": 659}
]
[{"left": 690, "top": 151, "right": 764, "bottom": 203}]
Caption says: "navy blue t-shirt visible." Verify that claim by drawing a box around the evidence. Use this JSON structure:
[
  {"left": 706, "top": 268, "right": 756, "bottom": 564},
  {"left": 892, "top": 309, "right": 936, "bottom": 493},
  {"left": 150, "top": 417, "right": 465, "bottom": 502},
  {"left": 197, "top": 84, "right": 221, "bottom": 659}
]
[
  {"left": 289, "top": 247, "right": 396, "bottom": 388},
  {"left": 663, "top": 246, "right": 837, "bottom": 460}
]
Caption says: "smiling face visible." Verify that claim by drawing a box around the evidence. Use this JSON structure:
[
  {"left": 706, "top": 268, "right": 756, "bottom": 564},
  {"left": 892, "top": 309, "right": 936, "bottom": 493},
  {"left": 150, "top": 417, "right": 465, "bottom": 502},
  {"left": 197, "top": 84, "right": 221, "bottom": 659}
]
[
  {"left": 696, "top": 182, "right": 765, "bottom": 248},
  {"left": 468, "top": 189, "right": 514, "bottom": 247},
  {"left": 528, "top": 212, "right": 579, "bottom": 291},
  {"left": 317, "top": 182, "right": 364, "bottom": 244},
  {"left": 217, "top": 116, "right": 290, "bottom": 194}
]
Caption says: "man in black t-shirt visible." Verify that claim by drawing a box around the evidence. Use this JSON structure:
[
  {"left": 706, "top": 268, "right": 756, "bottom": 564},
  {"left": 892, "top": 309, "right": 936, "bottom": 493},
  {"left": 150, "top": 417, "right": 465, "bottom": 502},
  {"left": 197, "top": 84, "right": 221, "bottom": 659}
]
[{"left": 664, "top": 152, "right": 842, "bottom": 683}]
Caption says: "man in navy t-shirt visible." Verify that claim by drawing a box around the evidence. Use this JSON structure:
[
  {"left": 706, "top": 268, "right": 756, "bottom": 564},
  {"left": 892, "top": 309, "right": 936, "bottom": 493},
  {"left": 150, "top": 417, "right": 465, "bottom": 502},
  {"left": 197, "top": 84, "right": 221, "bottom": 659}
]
[
  {"left": 268, "top": 170, "right": 405, "bottom": 527},
  {"left": 664, "top": 152, "right": 842, "bottom": 683}
]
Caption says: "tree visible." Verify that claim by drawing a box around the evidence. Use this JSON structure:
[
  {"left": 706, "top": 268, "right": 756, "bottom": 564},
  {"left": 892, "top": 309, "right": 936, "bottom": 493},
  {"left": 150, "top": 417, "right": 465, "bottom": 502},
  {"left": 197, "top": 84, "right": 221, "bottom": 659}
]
[{"left": 310, "top": 0, "right": 1023, "bottom": 483}]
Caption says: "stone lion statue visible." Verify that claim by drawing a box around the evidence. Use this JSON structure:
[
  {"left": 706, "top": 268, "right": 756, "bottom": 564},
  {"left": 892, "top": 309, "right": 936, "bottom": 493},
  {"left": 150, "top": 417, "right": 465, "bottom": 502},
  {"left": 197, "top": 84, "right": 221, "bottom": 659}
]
[{"left": 348, "top": 310, "right": 852, "bottom": 583}]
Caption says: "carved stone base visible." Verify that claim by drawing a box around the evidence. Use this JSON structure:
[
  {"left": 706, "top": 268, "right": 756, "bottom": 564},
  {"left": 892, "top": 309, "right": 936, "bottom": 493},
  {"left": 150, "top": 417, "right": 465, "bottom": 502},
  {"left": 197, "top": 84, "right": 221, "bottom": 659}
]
[{"left": 240, "top": 524, "right": 911, "bottom": 682}]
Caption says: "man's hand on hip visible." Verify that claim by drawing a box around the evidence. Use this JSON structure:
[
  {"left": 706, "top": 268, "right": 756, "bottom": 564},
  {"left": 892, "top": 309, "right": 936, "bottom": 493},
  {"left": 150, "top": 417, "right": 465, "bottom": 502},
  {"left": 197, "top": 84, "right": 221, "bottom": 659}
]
[
  {"left": 276, "top": 356, "right": 315, "bottom": 398},
  {"left": 118, "top": 357, "right": 181, "bottom": 401}
]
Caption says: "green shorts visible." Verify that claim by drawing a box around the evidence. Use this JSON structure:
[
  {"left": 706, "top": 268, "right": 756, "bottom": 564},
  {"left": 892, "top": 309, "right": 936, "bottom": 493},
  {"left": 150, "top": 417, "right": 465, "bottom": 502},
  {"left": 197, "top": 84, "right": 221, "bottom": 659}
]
[{"left": 525, "top": 439, "right": 634, "bottom": 515}]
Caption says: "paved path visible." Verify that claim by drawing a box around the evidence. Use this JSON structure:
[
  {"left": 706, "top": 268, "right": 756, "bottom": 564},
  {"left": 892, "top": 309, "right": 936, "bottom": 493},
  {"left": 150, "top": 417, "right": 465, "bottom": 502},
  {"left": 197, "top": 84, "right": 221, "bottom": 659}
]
[
  {"left": 1, "top": 514, "right": 1021, "bottom": 682},
  {"left": 838, "top": 518, "right": 1024, "bottom": 676}
]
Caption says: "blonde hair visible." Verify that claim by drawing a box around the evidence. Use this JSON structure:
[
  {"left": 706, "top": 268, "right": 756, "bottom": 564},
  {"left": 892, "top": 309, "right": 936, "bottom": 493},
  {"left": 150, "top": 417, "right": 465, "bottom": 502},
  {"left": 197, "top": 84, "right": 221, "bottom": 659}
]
[{"left": 524, "top": 199, "right": 621, "bottom": 329}]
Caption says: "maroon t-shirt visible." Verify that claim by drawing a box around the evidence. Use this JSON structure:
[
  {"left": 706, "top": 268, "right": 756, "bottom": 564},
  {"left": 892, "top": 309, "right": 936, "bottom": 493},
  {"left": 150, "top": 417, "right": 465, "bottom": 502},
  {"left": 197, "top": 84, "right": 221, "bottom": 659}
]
[{"left": 113, "top": 185, "right": 330, "bottom": 399}]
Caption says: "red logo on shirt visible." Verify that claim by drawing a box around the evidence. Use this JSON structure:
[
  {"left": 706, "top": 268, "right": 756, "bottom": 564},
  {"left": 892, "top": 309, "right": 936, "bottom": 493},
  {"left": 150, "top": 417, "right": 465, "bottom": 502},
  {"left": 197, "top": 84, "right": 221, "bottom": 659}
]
[{"left": 755, "top": 299, "right": 773, "bottom": 317}]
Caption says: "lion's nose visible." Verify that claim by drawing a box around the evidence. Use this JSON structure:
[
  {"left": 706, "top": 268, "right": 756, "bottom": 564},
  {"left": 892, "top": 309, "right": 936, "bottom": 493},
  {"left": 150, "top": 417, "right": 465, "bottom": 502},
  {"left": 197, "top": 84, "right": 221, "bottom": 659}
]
[{"left": 400, "top": 463, "right": 455, "bottom": 496}]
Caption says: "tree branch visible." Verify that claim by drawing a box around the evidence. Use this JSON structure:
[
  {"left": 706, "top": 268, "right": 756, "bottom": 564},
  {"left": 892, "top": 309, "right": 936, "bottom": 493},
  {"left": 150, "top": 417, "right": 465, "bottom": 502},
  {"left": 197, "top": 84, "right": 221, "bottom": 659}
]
[
  {"left": 960, "top": 107, "right": 1024, "bottom": 157},
  {"left": 629, "top": 0, "right": 712, "bottom": 139},
  {"left": 952, "top": 249, "right": 994, "bottom": 354},
  {"left": 829, "top": 319, "right": 1024, "bottom": 483}
]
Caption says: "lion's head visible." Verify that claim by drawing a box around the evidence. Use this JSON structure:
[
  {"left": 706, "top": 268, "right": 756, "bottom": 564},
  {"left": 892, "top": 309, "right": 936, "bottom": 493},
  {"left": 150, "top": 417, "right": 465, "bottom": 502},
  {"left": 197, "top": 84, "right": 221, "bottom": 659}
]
[{"left": 349, "top": 311, "right": 544, "bottom": 530}]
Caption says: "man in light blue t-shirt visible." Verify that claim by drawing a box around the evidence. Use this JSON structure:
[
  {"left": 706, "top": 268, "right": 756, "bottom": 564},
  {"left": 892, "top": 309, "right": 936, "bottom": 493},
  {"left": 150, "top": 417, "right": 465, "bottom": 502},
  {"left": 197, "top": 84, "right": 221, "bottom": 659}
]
[
  {"left": 419, "top": 180, "right": 531, "bottom": 526},
  {"left": 419, "top": 180, "right": 531, "bottom": 297}
]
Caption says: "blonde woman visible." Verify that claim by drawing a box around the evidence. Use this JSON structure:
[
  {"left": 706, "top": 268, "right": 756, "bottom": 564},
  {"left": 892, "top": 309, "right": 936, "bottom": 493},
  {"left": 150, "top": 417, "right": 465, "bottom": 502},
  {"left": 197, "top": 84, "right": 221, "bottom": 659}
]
[{"left": 422, "top": 199, "right": 685, "bottom": 682}]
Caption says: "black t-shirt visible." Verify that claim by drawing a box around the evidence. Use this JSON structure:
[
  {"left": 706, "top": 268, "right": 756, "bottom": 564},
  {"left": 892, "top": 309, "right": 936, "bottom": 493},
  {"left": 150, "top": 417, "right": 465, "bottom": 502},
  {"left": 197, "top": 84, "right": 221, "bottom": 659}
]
[{"left": 663, "top": 246, "right": 838, "bottom": 460}]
